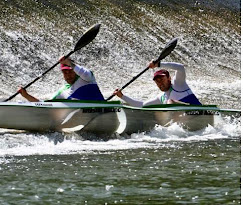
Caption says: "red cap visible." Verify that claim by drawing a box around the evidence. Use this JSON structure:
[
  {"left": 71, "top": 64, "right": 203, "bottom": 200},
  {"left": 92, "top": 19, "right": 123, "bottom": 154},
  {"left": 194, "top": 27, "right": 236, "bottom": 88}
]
[
  {"left": 153, "top": 69, "right": 169, "bottom": 80},
  {"left": 60, "top": 64, "right": 72, "bottom": 70}
]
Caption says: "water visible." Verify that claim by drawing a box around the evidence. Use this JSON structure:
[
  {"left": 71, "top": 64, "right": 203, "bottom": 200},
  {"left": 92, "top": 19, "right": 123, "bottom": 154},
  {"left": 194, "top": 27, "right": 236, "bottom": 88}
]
[
  {"left": 0, "top": 140, "right": 241, "bottom": 204},
  {"left": 0, "top": 117, "right": 241, "bottom": 204},
  {"left": 0, "top": 0, "right": 241, "bottom": 204}
]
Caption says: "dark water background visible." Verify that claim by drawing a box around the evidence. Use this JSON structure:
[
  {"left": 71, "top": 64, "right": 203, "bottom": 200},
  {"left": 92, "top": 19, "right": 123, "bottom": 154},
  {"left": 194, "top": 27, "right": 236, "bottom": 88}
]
[{"left": 0, "top": 0, "right": 241, "bottom": 204}]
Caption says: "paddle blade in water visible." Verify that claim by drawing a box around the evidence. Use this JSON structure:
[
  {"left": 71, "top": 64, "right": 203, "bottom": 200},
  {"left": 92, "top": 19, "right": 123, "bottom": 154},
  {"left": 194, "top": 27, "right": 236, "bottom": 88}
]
[{"left": 74, "top": 23, "right": 101, "bottom": 51}]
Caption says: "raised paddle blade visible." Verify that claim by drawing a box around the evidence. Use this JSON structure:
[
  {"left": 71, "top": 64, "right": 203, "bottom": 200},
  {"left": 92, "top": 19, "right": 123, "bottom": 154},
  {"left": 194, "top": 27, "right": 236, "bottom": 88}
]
[
  {"left": 154, "top": 37, "right": 178, "bottom": 63},
  {"left": 74, "top": 24, "right": 101, "bottom": 52}
]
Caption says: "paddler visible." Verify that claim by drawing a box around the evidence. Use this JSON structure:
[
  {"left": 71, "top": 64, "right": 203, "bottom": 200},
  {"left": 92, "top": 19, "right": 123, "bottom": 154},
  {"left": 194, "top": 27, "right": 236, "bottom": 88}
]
[
  {"left": 18, "top": 56, "right": 104, "bottom": 102},
  {"left": 113, "top": 61, "right": 201, "bottom": 107}
]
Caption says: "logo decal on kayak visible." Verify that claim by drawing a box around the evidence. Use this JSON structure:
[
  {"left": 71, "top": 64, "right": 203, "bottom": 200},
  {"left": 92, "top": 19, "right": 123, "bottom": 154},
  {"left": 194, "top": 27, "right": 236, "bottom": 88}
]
[
  {"left": 185, "top": 110, "right": 220, "bottom": 115},
  {"left": 83, "top": 108, "right": 121, "bottom": 113},
  {"left": 35, "top": 103, "right": 53, "bottom": 107}
]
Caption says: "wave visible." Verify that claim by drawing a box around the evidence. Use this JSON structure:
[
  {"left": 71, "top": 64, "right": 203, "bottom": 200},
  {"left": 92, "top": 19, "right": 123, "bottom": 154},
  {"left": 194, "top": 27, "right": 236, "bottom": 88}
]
[{"left": 0, "top": 114, "right": 240, "bottom": 158}]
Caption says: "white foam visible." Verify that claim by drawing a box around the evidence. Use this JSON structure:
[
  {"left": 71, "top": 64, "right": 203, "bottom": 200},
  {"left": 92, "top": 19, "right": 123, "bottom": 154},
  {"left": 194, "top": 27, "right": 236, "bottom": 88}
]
[{"left": 0, "top": 115, "right": 240, "bottom": 158}]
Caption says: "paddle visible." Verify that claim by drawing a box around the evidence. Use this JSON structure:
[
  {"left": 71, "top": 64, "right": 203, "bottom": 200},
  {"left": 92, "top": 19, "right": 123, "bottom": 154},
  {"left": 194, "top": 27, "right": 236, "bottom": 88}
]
[
  {"left": 106, "top": 37, "right": 178, "bottom": 101},
  {"left": 3, "top": 23, "right": 101, "bottom": 102}
]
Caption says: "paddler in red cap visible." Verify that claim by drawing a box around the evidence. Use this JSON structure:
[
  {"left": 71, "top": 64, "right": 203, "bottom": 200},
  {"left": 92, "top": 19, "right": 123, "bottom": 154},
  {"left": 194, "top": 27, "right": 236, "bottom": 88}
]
[
  {"left": 18, "top": 56, "right": 104, "bottom": 102},
  {"left": 113, "top": 61, "right": 201, "bottom": 107}
]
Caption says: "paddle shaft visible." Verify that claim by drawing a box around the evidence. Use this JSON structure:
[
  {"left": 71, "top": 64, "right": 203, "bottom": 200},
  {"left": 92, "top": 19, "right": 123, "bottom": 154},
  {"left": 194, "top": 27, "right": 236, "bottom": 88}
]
[
  {"left": 3, "top": 51, "right": 74, "bottom": 102},
  {"left": 105, "top": 58, "right": 162, "bottom": 101},
  {"left": 106, "top": 38, "right": 178, "bottom": 101},
  {"left": 106, "top": 67, "right": 150, "bottom": 101}
]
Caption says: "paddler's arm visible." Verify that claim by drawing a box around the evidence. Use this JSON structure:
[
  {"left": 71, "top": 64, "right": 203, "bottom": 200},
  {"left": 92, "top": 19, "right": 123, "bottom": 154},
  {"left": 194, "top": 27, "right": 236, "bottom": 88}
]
[
  {"left": 72, "top": 64, "right": 94, "bottom": 82},
  {"left": 149, "top": 61, "right": 186, "bottom": 83},
  {"left": 149, "top": 61, "right": 185, "bottom": 72},
  {"left": 59, "top": 56, "right": 93, "bottom": 82},
  {"left": 113, "top": 89, "right": 161, "bottom": 107},
  {"left": 18, "top": 87, "right": 40, "bottom": 102},
  {"left": 148, "top": 61, "right": 186, "bottom": 85},
  {"left": 160, "top": 62, "right": 186, "bottom": 83}
]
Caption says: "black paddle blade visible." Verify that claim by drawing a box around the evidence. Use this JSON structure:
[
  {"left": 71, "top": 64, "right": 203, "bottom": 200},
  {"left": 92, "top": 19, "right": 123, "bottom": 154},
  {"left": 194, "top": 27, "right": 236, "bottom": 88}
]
[
  {"left": 74, "top": 23, "right": 101, "bottom": 52},
  {"left": 155, "top": 38, "right": 178, "bottom": 63}
]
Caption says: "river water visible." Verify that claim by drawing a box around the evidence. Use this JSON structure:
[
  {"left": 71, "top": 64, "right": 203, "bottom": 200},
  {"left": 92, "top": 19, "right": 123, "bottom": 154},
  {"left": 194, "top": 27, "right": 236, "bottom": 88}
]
[{"left": 0, "top": 0, "right": 241, "bottom": 204}]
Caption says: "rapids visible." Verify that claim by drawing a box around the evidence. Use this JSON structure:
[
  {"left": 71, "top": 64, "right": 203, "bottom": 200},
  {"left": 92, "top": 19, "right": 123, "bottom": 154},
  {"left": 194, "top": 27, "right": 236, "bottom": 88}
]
[{"left": 0, "top": 0, "right": 241, "bottom": 109}]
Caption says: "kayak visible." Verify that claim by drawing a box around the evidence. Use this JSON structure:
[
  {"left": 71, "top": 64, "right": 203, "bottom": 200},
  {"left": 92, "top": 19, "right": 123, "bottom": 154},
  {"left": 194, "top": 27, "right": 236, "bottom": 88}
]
[{"left": 0, "top": 100, "right": 240, "bottom": 134}]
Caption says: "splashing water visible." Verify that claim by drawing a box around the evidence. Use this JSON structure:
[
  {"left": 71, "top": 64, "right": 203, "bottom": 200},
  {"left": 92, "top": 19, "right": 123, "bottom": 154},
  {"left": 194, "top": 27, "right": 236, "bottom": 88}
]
[{"left": 0, "top": 1, "right": 240, "bottom": 204}]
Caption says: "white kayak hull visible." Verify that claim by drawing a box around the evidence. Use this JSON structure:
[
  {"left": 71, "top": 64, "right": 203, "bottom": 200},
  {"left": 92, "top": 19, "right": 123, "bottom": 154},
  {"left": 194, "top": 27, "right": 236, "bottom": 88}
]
[{"left": 0, "top": 100, "right": 240, "bottom": 134}]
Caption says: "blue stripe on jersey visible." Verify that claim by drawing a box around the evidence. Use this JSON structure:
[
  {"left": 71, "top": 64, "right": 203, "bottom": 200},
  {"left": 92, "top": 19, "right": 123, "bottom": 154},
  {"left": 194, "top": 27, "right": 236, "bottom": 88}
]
[
  {"left": 179, "top": 94, "right": 201, "bottom": 105},
  {"left": 69, "top": 84, "right": 104, "bottom": 101}
]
